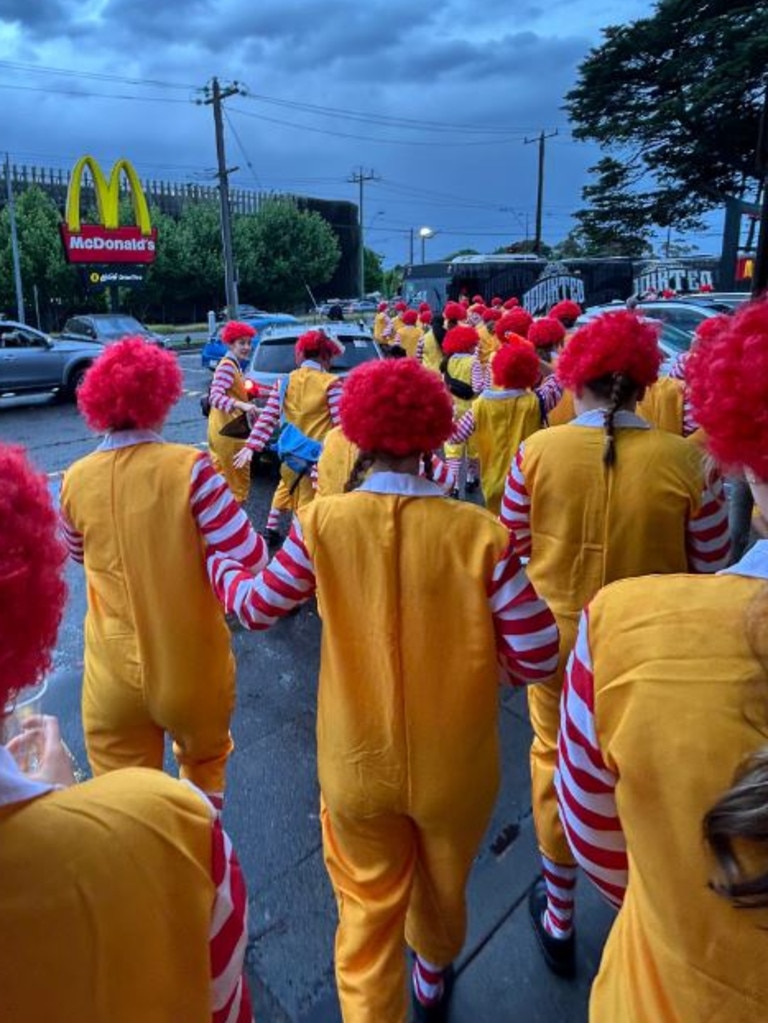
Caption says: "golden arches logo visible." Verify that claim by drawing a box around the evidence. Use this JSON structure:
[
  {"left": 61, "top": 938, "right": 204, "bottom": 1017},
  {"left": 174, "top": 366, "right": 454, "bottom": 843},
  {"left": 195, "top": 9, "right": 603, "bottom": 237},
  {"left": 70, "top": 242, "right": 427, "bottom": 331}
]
[{"left": 65, "top": 156, "right": 152, "bottom": 235}]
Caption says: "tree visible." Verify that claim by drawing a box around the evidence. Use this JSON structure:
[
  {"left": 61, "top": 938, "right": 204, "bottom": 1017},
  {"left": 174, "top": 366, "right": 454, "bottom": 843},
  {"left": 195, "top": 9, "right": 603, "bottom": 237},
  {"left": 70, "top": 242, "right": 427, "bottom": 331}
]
[
  {"left": 442, "top": 248, "right": 480, "bottom": 260},
  {"left": 573, "top": 158, "right": 655, "bottom": 256},
  {"left": 364, "top": 247, "right": 384, "bottom": 293},
  {"left": 234, "top": 198, "right": 340, "bottom": 310},
  {"left": 565, "top": 0, "right": 768, "bottom": 230}
]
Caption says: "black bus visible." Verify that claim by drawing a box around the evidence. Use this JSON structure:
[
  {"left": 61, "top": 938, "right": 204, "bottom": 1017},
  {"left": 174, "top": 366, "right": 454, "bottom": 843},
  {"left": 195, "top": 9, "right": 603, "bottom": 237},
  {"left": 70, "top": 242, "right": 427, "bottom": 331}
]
[{"left": 402, "top": 255, "right": 722, "bottom": 313}]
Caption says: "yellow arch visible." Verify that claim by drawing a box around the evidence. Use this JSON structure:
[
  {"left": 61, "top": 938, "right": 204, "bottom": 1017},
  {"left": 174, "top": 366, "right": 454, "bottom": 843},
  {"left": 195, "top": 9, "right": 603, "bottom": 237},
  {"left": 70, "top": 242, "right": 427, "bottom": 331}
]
[{"left": 65, "top": 156, "right": 153, "bottom": 236}]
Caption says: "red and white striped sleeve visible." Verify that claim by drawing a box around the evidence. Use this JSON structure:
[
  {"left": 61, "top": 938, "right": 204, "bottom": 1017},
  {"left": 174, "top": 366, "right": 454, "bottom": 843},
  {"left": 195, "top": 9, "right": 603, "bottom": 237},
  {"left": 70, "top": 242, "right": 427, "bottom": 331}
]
[
  {"left": 487, "top": 540, "right": 559, "bottom": 684},
  {"left": 327, "top": 379, "right": 343, "bottom": 426},
  {"left": 499, "top": 443, "right": 532, "bottom": 557},
  {"left": 555, "top": 609, "right": 627, "bottom": 909},
  {"left": 471, "top": 356, "right": 488, "bottom": 394},
  {"left": 681, "top": 390, "right": 698, "bottom": 438},
  {"left": 190, "top": 454, "right": 268, "bottom": 571},
  {"left": 207, "top": 519, "right": 316, "bottom": 629},
  {"left": 59, "top": 509, "right": 84, "bottom": 563},
  {"left": 449, "top": 409, "right": 475, "bottom": 445},
  {"left": 209, "top": 359, "right": 239, "bottom": 414},
  {"left": 415, "top": 335, "right": 425, "bottom": 362},
  {"left": 536, "top": 373, "right": 563, "bottom": 414},
  {"left": 209, "top": 815, "right": 253, "bottom": 1023},
  {"left": 686, "top": 473, "right": 730, "bottom": 572},
  {"left": 429, "top": 454, "right": 456, "bottom": 494},
  {"left": 245, "top": 383, "right": 281, "bottom": 452}
]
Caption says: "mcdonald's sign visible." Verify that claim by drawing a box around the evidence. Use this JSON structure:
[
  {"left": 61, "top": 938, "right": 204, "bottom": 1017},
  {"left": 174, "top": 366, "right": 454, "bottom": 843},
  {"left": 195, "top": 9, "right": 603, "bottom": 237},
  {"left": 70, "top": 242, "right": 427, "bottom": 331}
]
[
  {"left": 59, "top": 156, "right": 157, "bottom": 265},
  {"left": 736, "top": 255, "right": 754, "bottom": 281}
]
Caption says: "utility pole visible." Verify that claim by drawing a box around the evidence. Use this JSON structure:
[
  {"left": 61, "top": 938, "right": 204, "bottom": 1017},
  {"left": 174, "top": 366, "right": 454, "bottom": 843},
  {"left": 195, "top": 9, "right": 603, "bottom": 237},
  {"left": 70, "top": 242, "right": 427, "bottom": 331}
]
[
  {"left": 752, "top": 84, "right": 768, "bottom": 296},
  {"left": 201, "top": 78, "right": 243, "bottom": 319},
  {"left": 523, "top": 129, "right": 558, "bottom": 255},
  {"left": 349, "top": 167, "right": 379, "bottom": 298},
  {"left": 409, "top": 227, "right": 414, "bottom": 266},
  {"left": 4, "top": 154, "right": 24, "bottom": 323}
]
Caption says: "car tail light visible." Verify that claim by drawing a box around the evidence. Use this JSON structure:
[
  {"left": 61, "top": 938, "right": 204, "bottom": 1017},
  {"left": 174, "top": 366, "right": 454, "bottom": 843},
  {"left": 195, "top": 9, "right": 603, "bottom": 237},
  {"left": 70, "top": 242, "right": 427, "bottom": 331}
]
[{"left": 244, "top": 378, "right": 257, "bottom": 396}]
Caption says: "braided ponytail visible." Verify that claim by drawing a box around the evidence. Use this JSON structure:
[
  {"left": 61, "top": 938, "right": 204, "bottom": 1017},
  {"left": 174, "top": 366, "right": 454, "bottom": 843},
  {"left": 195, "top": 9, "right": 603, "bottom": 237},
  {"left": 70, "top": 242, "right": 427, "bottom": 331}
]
[
  {"left": 421, "top": 452, "right": 434, "bottom": 481},
  {"left": 602, "top": 372, "right": 628, "bottom": 467},
  {"left": 344, "top": 452, "right": 375, "bottom": 492}
]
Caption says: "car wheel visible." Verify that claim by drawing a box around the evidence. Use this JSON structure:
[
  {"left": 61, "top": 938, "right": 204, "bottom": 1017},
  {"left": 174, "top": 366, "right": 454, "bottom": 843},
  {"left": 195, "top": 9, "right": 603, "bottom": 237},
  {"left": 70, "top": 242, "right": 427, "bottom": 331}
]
[{"left": 66, "top": 364, "right": 90, "bottom": 401}]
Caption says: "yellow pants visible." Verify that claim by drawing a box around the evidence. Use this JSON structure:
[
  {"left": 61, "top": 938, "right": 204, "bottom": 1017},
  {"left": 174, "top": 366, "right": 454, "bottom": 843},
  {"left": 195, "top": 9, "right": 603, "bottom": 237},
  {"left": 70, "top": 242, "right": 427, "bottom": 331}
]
[
  {"left": 82, "top": 635, "right": 235, "bottom": 794},
  {"left": 278, "top": 465, "right": 315, "bottom": 512},
  {"left": 209, "top": 442, "right": 250, "bottom": 504},
  {"left": 321, "top": 791, "right": 493, "bottom": 1023},
  {"left": 528, "top": 612, "right": 578, "bottom": 866}
]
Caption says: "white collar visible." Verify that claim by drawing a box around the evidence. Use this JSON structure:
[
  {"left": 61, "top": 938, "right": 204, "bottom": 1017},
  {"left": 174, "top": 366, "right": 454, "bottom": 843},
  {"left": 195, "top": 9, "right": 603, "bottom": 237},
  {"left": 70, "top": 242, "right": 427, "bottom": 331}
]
[
  {"left": 0, "top": 745, "right": 54, "bottom": 807},
  {"left": 97, "top": 429, "right": 165, "bottom": 451},
  {"left": 357, "top": 470, "right": 444, "bottom": 497},
  {"left": 300, "top": 359, "right": 322, "bottom": 371},
  {"left": 481, "top": 388, "right": 528, "bottom": 400},
  {"left": 571, "top": 409, "right": 650, "bottom": 430},
  {"left": 719, "top": 540, "right": 768, "bottom": 580}
]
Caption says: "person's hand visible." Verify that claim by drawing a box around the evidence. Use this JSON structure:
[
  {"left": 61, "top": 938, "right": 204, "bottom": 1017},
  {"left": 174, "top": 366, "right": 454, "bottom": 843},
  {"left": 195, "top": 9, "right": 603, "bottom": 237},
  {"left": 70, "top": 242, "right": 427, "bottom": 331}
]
[
  {"left": 233, "top": 446, "right": 254, "bottom": 470},
  {"left": 235, "top": 400, "right": 253, "bottom": 413},
  {"left": 6, "top": 715, "right": 76, "bottom": 787}
]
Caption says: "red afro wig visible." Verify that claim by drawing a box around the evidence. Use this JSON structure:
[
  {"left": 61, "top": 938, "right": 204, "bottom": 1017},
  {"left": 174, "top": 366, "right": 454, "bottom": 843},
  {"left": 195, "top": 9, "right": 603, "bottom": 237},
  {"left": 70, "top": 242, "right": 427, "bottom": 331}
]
[
  {"left": 491, "top": 340, "right": 540, "bottom": 391},
  {"left": 402, "top": 309, "right": 418, "bottom": 326},
  {"left": 693, "top": 313, "right": 732, "bottom": 345},
  {"left": 556, "top": 311, "right": 661, "bottom": 392},
  {"left": 686, "top": 299, "right": 768, "bottom": 478},
  {"left": 442, "top": 325, "right": 480, "bottom": 355},
  {"left": 0, "top": 446, "right": 68, "bottom": 712},
  {"left": 495, "top": 309, "right": 533, "bottom": 341},
  {"left": 295, "top": 330, "right": 344, "bottom": 363},
  {"left": 491, "top": 296, "right": 503, "bottom": 307},
  {"left": 503, "top": 298, "right": 520, "bottom": 310},
  {"left": 528, "top": 316, "right": 566, "bottom": 349},
  {"left": 418, "top": 302, "right": 432, "bottom": 313},
  {"left": 340, "top": 359, "right": 454, "bottom": 457},
  {"left": 483, "top": 307, "right": 503, "bottom": 322},
  {"left": 443, "top": 301, "right": 466, "bottom": 323},
  {"left": 419, "top": 310, "right": 432, "bottom": 325},
  {"left": 77, "top": 337, "right": 183, "bottom": 432},
  {"left": 549, "top": 300, "right": 583, "bottom": 327},
  {"left": 220, "top": 320, "right": 257, "bottom": 345},
  {"left": 377, "top": 302, "right": 389, "bottom": 312},
  {"left": 394, "top": 300, "right": 408, "bottom": 313},
  {"left": 471, "top": 294, "right": 484, "bottom": 304}
]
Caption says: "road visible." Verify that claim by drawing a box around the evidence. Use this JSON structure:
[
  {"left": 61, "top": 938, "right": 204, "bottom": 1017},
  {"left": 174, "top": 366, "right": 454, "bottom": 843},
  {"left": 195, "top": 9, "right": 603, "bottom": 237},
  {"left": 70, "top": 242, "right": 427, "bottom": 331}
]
[{"left": 0, "top": 352, "right": 613, "bottom": 1022}]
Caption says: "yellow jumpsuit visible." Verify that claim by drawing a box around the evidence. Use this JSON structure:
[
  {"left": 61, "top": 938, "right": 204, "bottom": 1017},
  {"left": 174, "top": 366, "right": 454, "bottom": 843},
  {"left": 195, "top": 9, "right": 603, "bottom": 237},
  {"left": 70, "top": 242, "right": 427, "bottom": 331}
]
[
  {"left": 477, "top": 322, "right": 500, "bottom": 365},
  {"left": 316, "top": 425, "right": 359, "bottom": 497},
  {"left": 443, "top": 353, "right": 479, "bottom": 466},
  {"left": 420, "top": 328, "right": 443, "bottom": 375},
  {"left": 207, "top": 354, "right": 251, "bottom": 503},
  {"left": 636, "top": 376, "right": 684, "bottom": 434},
  {"left": 584, "top": 573, "right": 768, "bottom": 1023},
  {"left": 0, "top": 768, "right": 217, "bottom": 1023},
  {"left": 274, "top": 364, "right": 339, "bottom": 512},
  {"left": 396, "top": 324, "right": 422, "bottom": 358},
  {"left": 61, "top": 443, "right": 235, "bottom": 793},
  {"left": 519, "top": 425, "right": 708, "bottom": 866},
  {"left": 299, "top": 493, "right": 512, "bottom": 1023},
  {"left": 472, "top": 390, "right": 542, "bottom": 515}
]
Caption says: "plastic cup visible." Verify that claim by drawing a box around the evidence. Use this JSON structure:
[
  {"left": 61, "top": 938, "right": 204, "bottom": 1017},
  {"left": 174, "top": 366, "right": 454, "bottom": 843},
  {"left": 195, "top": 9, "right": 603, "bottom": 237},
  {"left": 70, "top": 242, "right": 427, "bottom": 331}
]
[{"left": 2, "top": 678, "right": 48, "bottom": 774}]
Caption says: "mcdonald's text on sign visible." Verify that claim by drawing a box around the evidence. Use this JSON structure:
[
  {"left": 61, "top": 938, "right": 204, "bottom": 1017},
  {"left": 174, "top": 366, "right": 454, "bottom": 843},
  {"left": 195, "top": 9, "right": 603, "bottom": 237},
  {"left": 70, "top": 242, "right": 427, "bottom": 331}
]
[{"left": 59, "top": 155, "right": 158, "bottom": 267}]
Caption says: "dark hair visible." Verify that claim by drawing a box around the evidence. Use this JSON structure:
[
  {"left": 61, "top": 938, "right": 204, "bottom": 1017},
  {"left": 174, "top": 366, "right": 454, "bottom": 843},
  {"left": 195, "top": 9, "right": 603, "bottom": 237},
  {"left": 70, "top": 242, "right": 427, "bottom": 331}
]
[
  {"left": 431, "top": 314, "right": 447, "bottom": 349},
  {"left": 344, "top": 452, "right": 375, "bottom": 492},
  {"left": 327, "top": 304, "right": 344, "bottom": 322},
  {"left": 421, "top": 452, "right": 434, "bottom": 481},
  {"left": 583, "top": 372, "right": 640, "bottom": 467},
  {"left": 703, "top": 587, "right": 768, "bottom": 908}
]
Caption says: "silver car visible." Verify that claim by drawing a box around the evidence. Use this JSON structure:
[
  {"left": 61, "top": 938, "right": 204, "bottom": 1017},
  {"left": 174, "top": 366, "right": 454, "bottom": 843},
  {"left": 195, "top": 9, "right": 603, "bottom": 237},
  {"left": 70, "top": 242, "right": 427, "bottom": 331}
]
[{"left": 0, "top": 320, "right": 105, "bottom": 402}]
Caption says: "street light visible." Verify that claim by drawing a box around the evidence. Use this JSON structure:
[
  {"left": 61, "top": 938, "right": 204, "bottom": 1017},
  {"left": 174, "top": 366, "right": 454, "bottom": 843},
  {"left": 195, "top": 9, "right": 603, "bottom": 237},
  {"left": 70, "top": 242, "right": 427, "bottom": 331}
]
[{"left": 419, "top": 226, "right": 435, "bottom": 263}]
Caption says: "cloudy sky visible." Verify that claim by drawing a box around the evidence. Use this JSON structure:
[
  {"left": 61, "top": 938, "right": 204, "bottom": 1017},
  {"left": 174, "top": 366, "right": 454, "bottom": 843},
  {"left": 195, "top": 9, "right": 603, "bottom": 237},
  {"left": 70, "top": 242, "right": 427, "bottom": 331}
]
[{"left": 1, "top": 0, "right": 711, "bottom": 267}]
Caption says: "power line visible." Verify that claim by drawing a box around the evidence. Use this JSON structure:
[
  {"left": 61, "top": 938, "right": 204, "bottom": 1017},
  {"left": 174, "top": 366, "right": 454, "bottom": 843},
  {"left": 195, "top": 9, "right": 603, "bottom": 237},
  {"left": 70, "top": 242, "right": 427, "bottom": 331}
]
[
  {"left": 0, "top": 82, "right": 192, "bottom": 104},
  {"left": 0, "top": 59, "right": 194, "bottom": 90},
  {"left": 224, "top": 110, "right": 263, "bottom": 190}
]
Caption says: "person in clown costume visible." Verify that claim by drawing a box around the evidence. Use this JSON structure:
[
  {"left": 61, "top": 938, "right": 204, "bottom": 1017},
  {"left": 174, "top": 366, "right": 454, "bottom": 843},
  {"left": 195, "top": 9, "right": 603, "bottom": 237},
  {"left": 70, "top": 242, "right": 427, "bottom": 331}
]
[
  {"left": 60, "top": 338, "right": 267, "bottom": 807},
  {"left": 449, "top": 340, "right": 555, "bottom": 515},
  {"left": 556, "top": 297, "right": 768, "bottom": 1022},
  {"left": 0, "top": 443, "right": 252, "bottom": 1023},
  {"left": 234, "top": 329, "right": 344, "bottom": 541},
  {"left": 499, "top": 309, "right": 731, "bottom": 976},
  {"left": 206, "top": 358, "right": 560, "bottom": 1023},
  {"left": 373, "top": 301, "right": 392, "bottom": 346},
  {"left": 395, "top": 308, "right": 423, "bottom": 358},
  {"left": 441, "top": 323, "right": 483, "bottom": 494},
  {"left": 207, "top": 319, "right": 257, "bottom": 503}
]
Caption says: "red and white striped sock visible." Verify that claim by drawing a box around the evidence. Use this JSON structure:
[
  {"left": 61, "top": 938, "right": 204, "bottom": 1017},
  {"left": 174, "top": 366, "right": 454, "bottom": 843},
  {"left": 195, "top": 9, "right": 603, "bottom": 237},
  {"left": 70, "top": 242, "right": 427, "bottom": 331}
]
[
  {"left": 446, "top": 458, "right": 462, "bottom": 487},
  {"left": 412, "top": 955, "right": 445, "bottom": 1007},
  {"left": 266, "top": 508, "right": 282, "bottom": 532},
  {"left": 541, "top": 855, "right": 577, "bottom": 939}
]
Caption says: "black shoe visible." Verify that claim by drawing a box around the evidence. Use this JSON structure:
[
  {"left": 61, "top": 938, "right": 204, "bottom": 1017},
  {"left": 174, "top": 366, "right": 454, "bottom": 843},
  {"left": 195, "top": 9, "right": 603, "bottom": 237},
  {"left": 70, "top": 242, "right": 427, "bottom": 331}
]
[
  {"left": 411, "top": 963, "right": 455, "bottom": 1023},
  {"left": 465, "top": 478, "right": 480, "bottom": 494},
  {"left": 265, "top": 528, "right": 282, "bottom": 548},
  {"left": 449, "top": 488, "right": 460, "bottom": 500},
  {"left": 528, "top": 878, "right": 576, "bottom": 978}
]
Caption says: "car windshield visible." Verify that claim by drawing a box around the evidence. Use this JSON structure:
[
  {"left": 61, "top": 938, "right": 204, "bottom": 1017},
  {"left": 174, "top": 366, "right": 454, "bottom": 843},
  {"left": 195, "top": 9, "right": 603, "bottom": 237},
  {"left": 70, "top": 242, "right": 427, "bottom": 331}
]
[
  {"left": 658, "top": 322, "right": 693, "bottom": 353},
  {"left": 94, "top": 316, "right": 146, "bottom": 338},
  {"left": 251, "top": 336, "right": 379, "bottom": 374}
]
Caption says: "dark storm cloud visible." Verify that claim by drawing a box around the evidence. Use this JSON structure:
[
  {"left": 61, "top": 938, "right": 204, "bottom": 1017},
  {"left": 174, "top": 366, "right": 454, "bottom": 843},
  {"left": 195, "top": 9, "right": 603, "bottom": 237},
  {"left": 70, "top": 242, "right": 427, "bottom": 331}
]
[{"left": 0, "top": 0, "right": 73, "bottom": 35}]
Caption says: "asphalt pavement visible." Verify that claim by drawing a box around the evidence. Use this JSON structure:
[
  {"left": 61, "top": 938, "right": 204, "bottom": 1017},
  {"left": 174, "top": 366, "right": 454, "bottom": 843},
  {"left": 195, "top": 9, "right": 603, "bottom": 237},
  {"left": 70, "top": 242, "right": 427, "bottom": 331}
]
[{"left": 0, "top": 351, "right": 615, "bottom": 1022}]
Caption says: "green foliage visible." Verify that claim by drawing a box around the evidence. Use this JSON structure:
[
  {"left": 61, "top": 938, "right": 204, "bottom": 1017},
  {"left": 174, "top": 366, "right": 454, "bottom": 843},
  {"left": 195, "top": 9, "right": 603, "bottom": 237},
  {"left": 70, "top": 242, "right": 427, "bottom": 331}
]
[
  {"left": 565, "top": 0, "right": 768, "bottom": 230},
  {"left": 573, "top": 158, "right": 655, "bottom": 256},
  {"left": 234, "top": 198, "right": 340, "bottom": 309},
  {"left": 382, "top": 265, "right": 403, "bottom": 297},
  {"left": 364, "top": 247, "right": 384, "bottom": 293},
  {"left": 442, "top": 248, "right": 480, "bottom": 260}
]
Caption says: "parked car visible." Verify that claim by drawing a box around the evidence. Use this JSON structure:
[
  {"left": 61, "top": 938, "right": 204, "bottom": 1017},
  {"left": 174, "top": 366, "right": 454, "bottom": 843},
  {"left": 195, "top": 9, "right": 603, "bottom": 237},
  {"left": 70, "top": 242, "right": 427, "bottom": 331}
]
[
  {"left": 681, "top": 291, "right": 751, "bottom": 313},
  {"left": 60, "top": 313, "right": 169, "bottom": 348},
  {"left": 576, "top": 307, "right": 704, "bottom": 374},
  {"left": 0, "top": 320, "right": 104, "bottom": 402},
  {"left": 243, "top": 323, "right": 383, "bottom": 465},
  {"left": 200, "top": 313, "right": 299, "bottom": 370}
]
